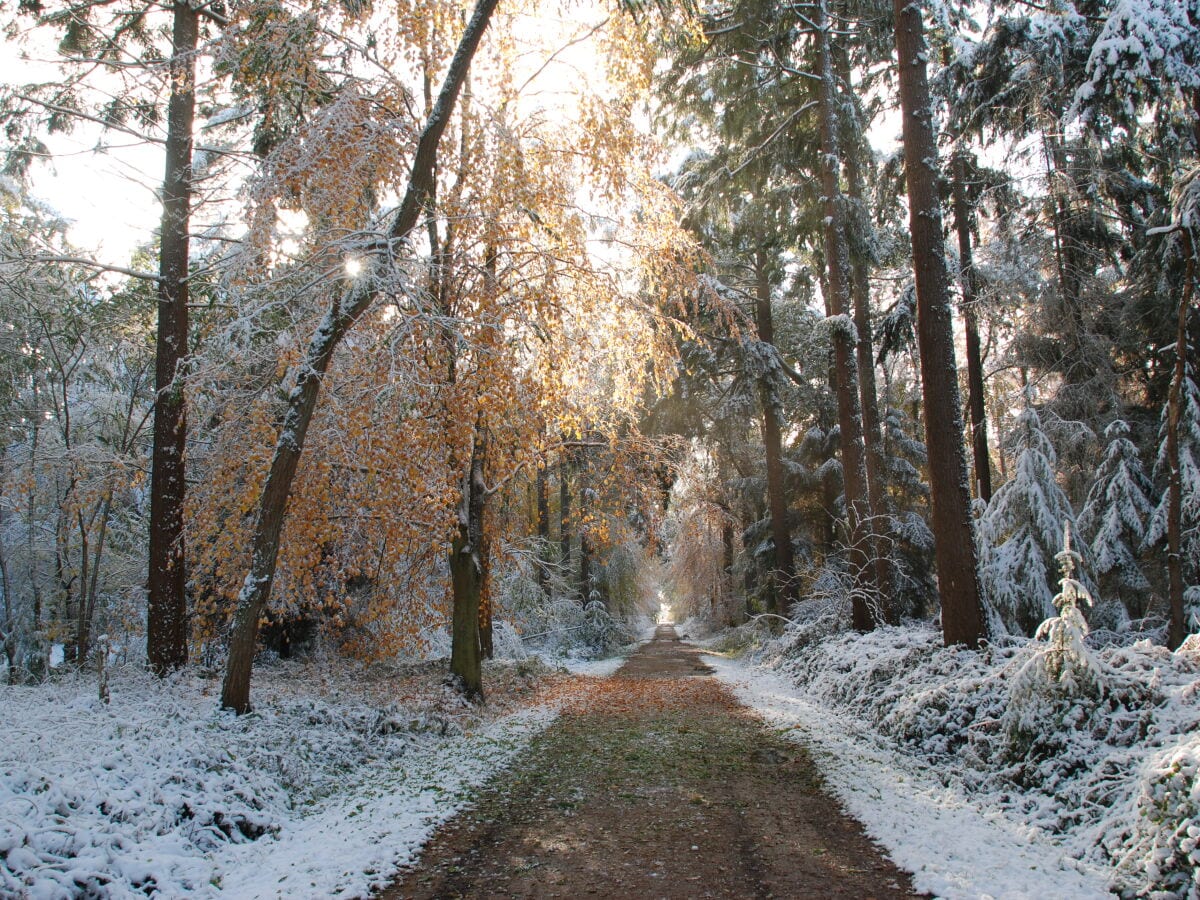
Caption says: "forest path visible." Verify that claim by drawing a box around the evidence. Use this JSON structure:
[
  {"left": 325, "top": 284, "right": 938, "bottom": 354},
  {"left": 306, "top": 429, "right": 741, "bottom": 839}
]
[{"left": 378, "top": 625, "right": 922, "bottom": 899}]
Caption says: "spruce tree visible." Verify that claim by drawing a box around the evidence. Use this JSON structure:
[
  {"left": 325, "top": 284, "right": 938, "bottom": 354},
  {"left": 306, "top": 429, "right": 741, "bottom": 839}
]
[
  {"left": 1145, "top": 362, "right": 1200, "bottom": 638},
  {"left": 1077, "top": 420, "right": 1153, "bottom": 620},
  {"left": 980, "top": 404, "right": 1076, "bottom": 635}
]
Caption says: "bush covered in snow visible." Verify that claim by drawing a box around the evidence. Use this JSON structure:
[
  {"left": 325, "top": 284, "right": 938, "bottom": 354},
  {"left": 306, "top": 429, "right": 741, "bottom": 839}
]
[{"left": 744, "top": 620, "right": 1200, "bottom": 896}]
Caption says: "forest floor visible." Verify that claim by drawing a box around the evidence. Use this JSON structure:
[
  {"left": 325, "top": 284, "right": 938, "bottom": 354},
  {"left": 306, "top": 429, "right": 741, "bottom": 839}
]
[{"left": 380, "top": 625, "right": 922, "bottom": 899}]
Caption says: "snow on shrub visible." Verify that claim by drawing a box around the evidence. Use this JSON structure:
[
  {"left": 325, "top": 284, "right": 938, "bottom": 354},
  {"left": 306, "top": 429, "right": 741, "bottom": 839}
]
[
  {"left": 748, "top": 600, "right": 1200, "bottom": 894},
  {"left": 1122, "top": 731, "right": 1200, "bottom": 899}
]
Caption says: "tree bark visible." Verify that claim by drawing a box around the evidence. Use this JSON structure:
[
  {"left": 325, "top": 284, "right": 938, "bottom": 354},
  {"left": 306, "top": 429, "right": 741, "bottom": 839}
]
[
  {"left": 1166, "top": 244, "right": 1194, "bottom": 649},
  {"left": 892, "top": 0, "right": 986, "bottom": 647},
  {"left": 580, "top": 532, "right": 593, "bottom": 603},
  {"left": 478, "top": 523, "right": 494, "bottom": 660},
  {"left": 450, "top": 429, "right": 487, "bottom": 697},
  {"left": 817, "top": 3, "right": 875, "bottom": 631},
  {"left": 146, "top": 0, "right": 198, "bottom": 675},
  {"left": 559, "top": 448, "right": 571, "bottom": 573},
  {"left": 220, "top": 0, "right": 500, "bottom": 713},
  {"left": 536, "top": 460, "right": 550, "bottom": 597},
  {"left": 950, "top": 151, "right": 993, "bottom": 503},
  {"left": 835, "top": 43, "right": 896, "bottom": 619},
  {"left": 753, "top": 251, "right": 799, "bottom": 615}
]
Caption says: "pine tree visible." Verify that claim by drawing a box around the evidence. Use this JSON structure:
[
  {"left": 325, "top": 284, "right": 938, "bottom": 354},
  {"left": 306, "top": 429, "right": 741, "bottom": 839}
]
[
  {"left": 980, "top": 404, "right": 1076, "bottom": 635},
  {"left": 1145, "top": 360, "right": 1200, "bottom": 637},
  {"left": 1077, "top": 420, "right": 1153, "bottom": 619},
  {"left": 893, "top": 0, "right": 986, "bottom": 646}
]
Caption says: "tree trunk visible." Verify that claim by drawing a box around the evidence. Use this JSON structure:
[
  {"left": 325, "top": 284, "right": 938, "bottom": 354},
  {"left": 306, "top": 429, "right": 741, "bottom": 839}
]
[
  {"left": 892, "top": 0, "right": 986, "bottom": 647},
  {"left": 577, "top": 437, "right": 592, "bottom": 604},
  {"left": 147, "top": 0, "right": 198, "bottom": 676},
  {"left": 580, "top": 530, "right": 593, "bottom": 604},
  {"left": 1166, "top": 246, "right": 1194, "bottom": 649},
  {"left": 536, "top": 460, "right": 550, "bottom": 597},
  {"left": 478, "top": 487, "right": 494, "bottom": 661},
  {"left": 450, "top": 429, "right": 487, "bottom": 697},
  {"left": 835, "top": 43, "right": 895, "bottom": 619},
  {"left": 753, "top": 251, "right": 799, "bottom": 615},
  {"left": 951, "top": 151, "right": 993, "bottom": 503},
  {"left": 1, "top": 528, "right": 15, "bottom": 683},
  {"left": 559, "top": 449, "right": 571, "bottom": 572},
  {"left": 73, "top": 491, "right": 113, "bottom": 665},
  {"left": 28, "top": 394, "right": 41, "bottom": 635},
  {"left": 817, "top": 4, "right": 875, "bottom": 632},
  {"left": 220, "top": 0, "right": 499, "bottom": 713}
]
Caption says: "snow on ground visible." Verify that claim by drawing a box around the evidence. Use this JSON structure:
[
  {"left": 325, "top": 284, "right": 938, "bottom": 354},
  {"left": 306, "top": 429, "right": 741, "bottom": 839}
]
[
  {"left": 706, "top": 652, "right": 1117, "bottom": 900},
  {"left": 0, "top": 655, "right": 601, "bottom": 898},
  {"left": 215, "top": 706, "right": 555, "bottom": 898}
]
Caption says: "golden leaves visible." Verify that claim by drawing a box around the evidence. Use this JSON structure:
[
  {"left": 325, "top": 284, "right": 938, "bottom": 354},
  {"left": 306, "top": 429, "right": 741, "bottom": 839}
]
[{"left": 189, "top": 0, "right": 710, "bottom": 660}]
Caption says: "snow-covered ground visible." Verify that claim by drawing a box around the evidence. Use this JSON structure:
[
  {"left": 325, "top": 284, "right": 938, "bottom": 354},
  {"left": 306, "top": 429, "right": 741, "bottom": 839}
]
[
  {"left": 0, "top": 655, "right": 605, "bottom": 898},
  {"left": 707, "top": 653, "right": 1115, "bottom": 899}
]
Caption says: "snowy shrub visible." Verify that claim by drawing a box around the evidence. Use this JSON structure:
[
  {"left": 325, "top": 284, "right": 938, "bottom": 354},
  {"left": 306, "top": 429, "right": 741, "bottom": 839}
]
[
  {"left": 749, "top": 615, "right": 1200, "bottom": 894},
  {"left": 1122, "top": 736, "right": 1200, "bottom": 899},
  {"left": 489, "top": 619, "right": 531, "bottom": 660},
  {"left": 489, "top": 545, "right": 638, "bottom": 660},
  {"left": 1000, "top": 526, "right": 1103, "bottom": 776}
]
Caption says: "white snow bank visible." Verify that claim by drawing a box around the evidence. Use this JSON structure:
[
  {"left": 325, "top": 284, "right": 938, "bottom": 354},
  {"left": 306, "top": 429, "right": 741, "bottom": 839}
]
[
  {"left": 0, "top": 660, "right": 559, "bottom": 898},
  {"left": 706, "top": 653, "right": 1115, "bottom": 899},
  {"left": 215, "top": 706, "right": 555, "bottom": 898}
]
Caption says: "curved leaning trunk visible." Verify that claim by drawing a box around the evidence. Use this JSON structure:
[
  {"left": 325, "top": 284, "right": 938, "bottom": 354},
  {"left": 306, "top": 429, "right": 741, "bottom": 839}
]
[{"left": 220, "top": 0, "right": 501, "bottom": 713}]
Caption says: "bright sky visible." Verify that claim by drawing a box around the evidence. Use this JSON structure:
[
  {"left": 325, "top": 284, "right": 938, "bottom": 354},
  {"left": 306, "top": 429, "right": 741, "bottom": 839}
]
[
  {"left": 1, "top": 2, "right": 616, "bottom": 269},
  {"left": 1, "top": 20, "right": 165, "bottom": 263}
]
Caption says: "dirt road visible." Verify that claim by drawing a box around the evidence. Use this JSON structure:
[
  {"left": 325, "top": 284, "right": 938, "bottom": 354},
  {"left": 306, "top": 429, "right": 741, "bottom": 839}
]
[{"left": 380, "top": 625, "right": 921, "bottom": 899}]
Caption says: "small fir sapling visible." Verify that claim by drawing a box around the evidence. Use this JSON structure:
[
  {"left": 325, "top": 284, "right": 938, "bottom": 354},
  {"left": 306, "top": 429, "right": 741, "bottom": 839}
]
[
  {"left": 1002, "top": 524, "right": 1102, "bottom": 767},
  {"left": 1035, "top": 523, "right": 1097, "bottom": 684}
]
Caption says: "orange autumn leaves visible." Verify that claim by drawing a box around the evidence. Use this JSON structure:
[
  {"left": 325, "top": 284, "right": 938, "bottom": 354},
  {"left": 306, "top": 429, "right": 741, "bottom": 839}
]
[{"left": 187, "top": 0, "right": 701, "bottom": 659}]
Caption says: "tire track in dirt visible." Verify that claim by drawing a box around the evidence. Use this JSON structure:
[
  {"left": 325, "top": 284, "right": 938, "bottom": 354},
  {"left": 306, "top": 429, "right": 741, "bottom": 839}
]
[{"left": 379, "top": 625, "right": 923, "bottom": 899}]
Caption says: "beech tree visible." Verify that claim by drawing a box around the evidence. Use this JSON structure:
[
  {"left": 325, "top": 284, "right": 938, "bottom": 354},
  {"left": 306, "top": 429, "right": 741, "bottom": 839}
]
[{"left": 220, "top": 0, "right": 501, "bottom": 713}]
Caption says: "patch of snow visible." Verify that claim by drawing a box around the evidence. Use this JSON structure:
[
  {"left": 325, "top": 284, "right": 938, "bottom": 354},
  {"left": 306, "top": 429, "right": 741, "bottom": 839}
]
[
  {"left": 215, "top": 707, "right": 555, "bottom": 898},
  {"left": 0, "top": 662, "right": 559, "bottom": 898}
]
